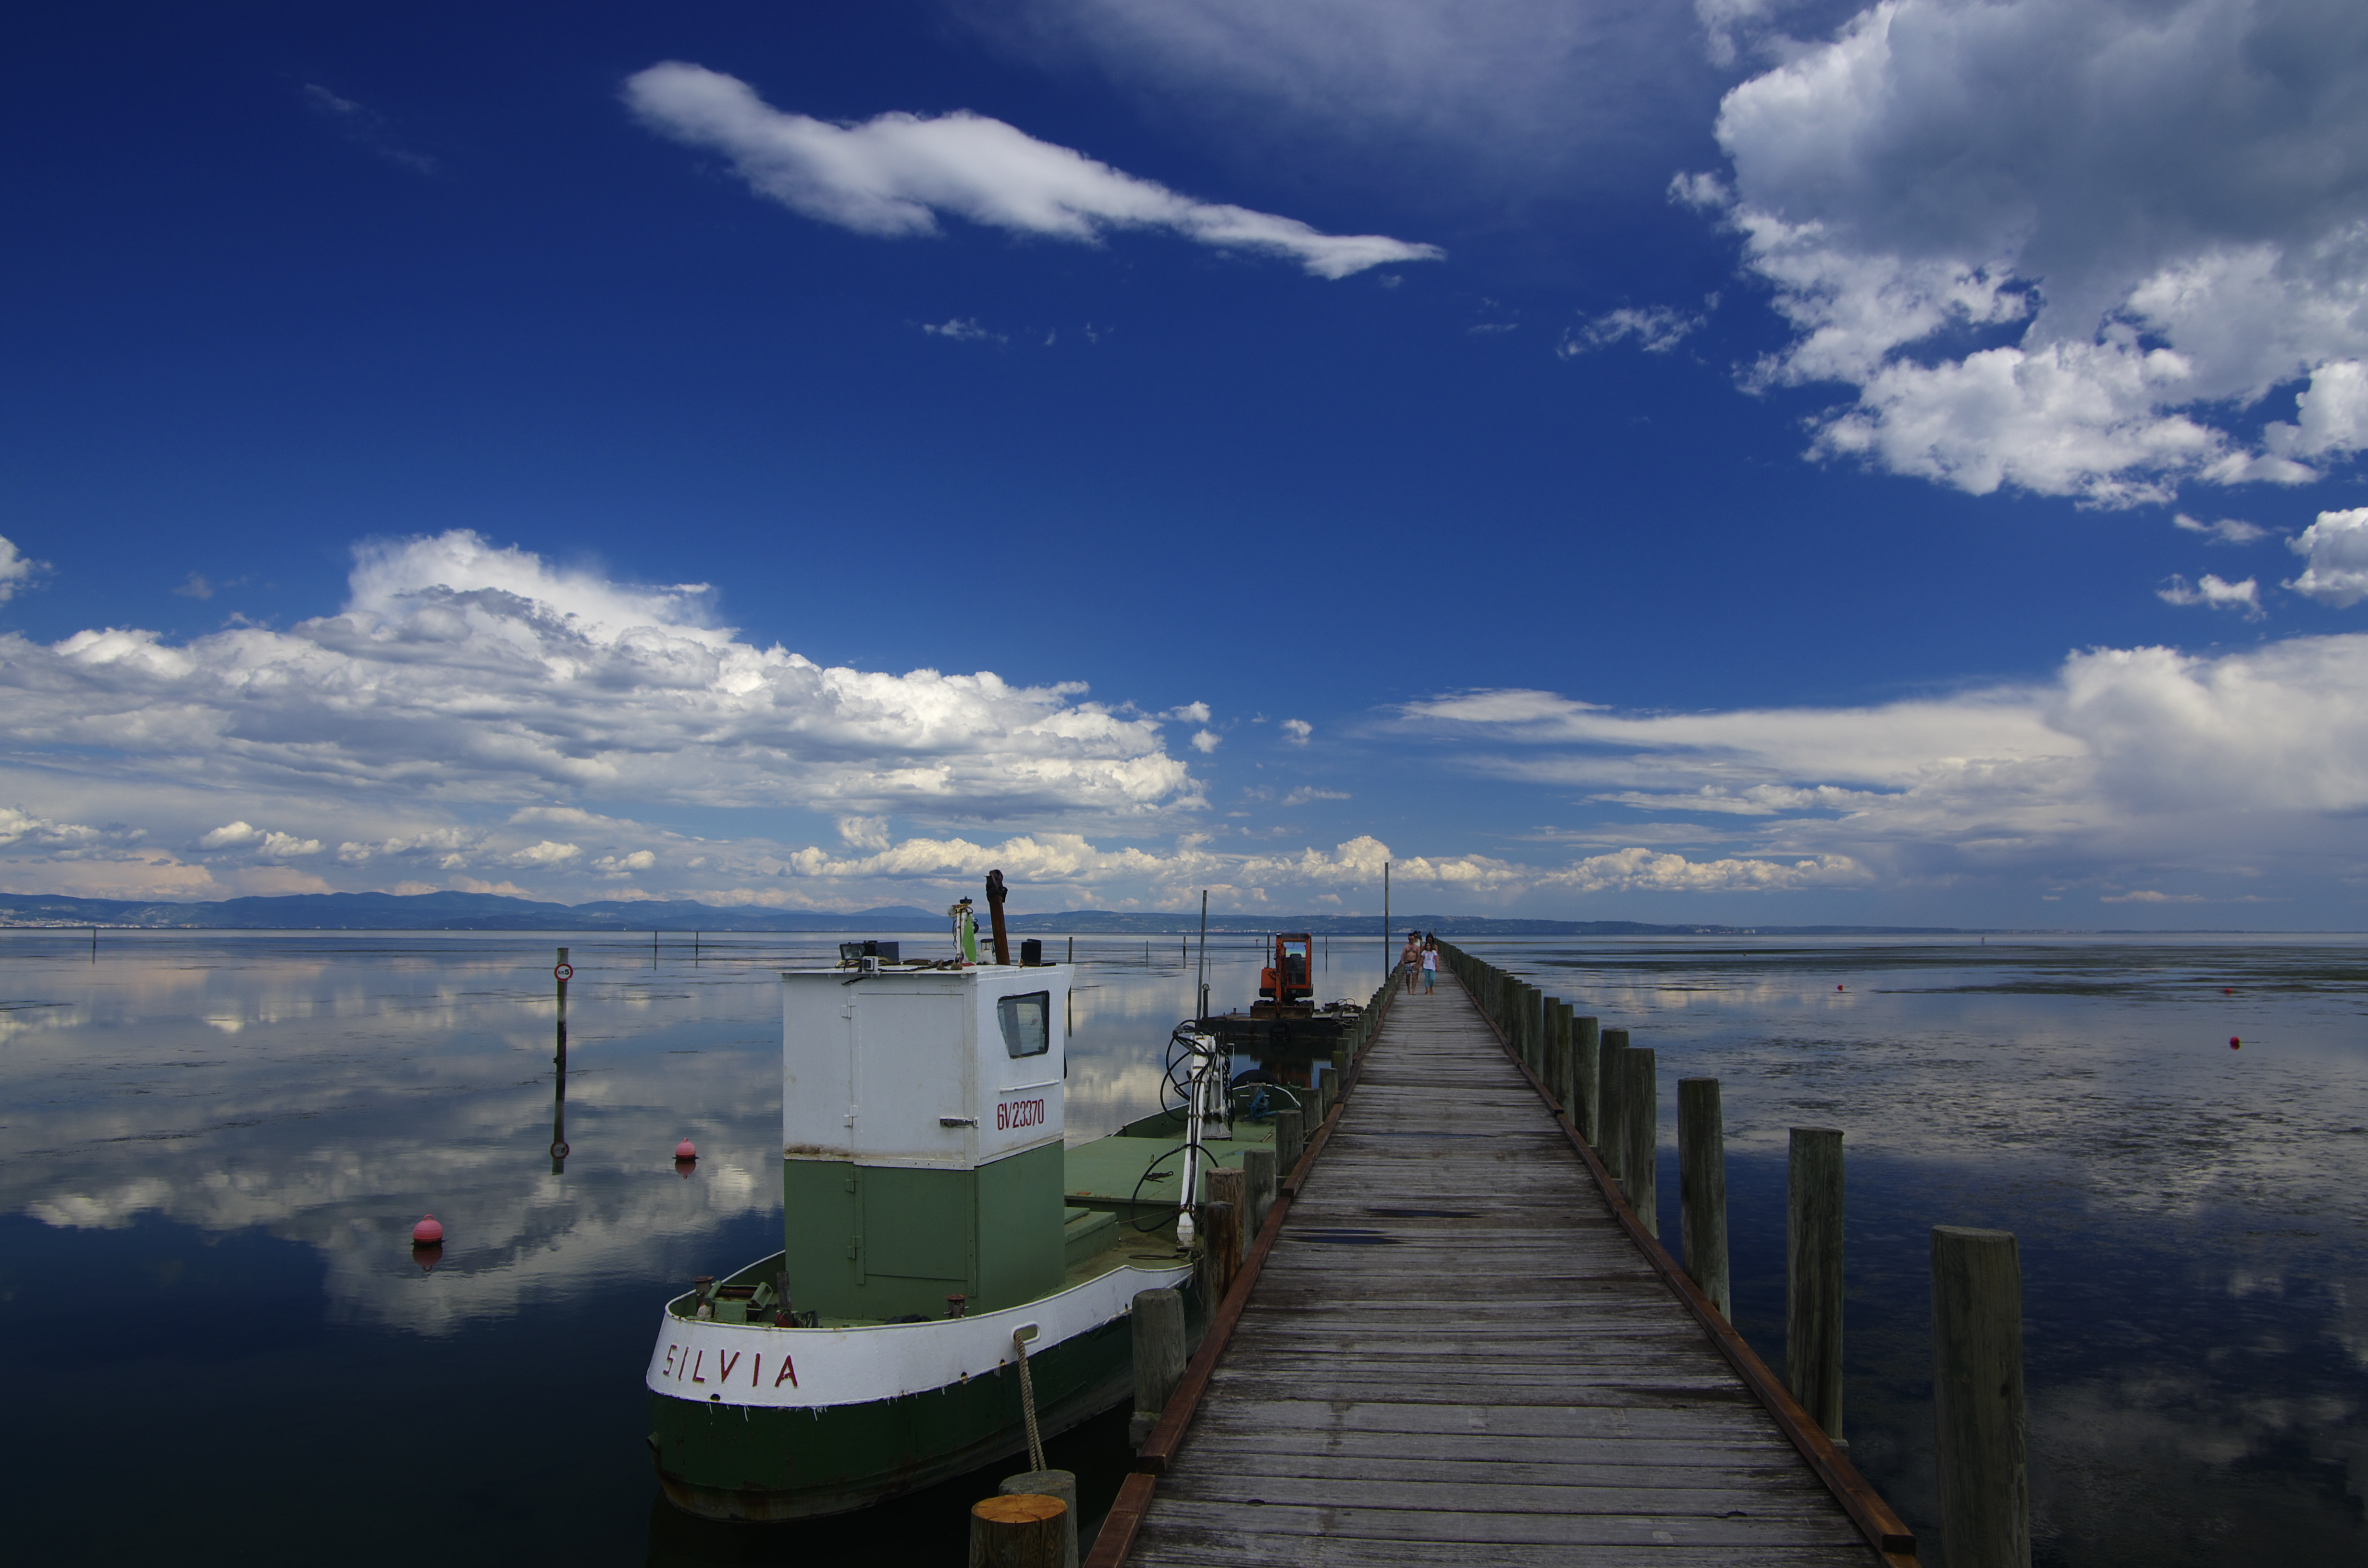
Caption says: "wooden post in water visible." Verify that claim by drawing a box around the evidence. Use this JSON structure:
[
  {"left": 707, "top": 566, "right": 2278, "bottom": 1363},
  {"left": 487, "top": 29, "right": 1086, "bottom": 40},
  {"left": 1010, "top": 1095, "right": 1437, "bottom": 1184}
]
[
  {"left": 1204, "top": 1167, "right": 1248, "bottom": 1267},
  {"left": 1677, "top": 1077, "right": 1731, "bottom": 1319},
  {"left": 1550, "top": 1001, "right": 1573, "bottom": 1116},
  {"left": 1526, "top": 987, "right": 1545, "bottom": 1076},
  {"left": 1571, "top": 1015, "right": 1601, "bottom": 1145},
  {"left": 1598, "top": 1028, "right": 1631, "bottom": 1183},
  {"left": 1621, "top": 1048, "right": 1658, "bottom": 1236},
  {"left": 969, "top": 1493, "right": 1066, "bottom": 1568},
  {"left": 998, "top": 1471, "right": 1080, "bottom": 1568},
  {"left": 1197, "top": 1199, "right": 1241, "bottom": 1304},
  {"left": 1787, "top": 1127, "right": 1846, "bottom": 1440},
  {"left": 1273, "top": 1108, "right": 1304, "bottom": 1176},
  {"left": 1330, "top": 1046, "right": 1349, "bottom": 1099},
  {"left": 1932, "top": 1226, "right": 2029, "bottom": 1568},
  {"left": 1128, "top": 1287, "right": 1187, "bottom": 1447},
  {"left": 1242, "top": 1146, "right": 1278, "bottom": 1236}
]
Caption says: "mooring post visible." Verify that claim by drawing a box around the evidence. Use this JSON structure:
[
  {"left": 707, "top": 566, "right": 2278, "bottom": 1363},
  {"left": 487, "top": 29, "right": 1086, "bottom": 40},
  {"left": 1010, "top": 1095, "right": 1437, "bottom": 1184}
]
[
  {"left": 1526, "top": 987, "right": 1545, "bottom": 1076},
  {"left": 1598, "top": 1028, "right": 1631, "bottom": 1183},
  {"left": 1677, "top": 1077, "right": 1731, "bottom": 1319},
  {"left": 1932, "top": 1226, "right": 2030, "bottom": 1568},
  {"left": 1331, "top": 1046, "right": 1349, "bottom": 1098},
  {"left": 1242, "top": 1146, "right": 1277, "bottom": 1236},
  {"left": 1788, "top": 1127, "right": 1846, "bottom": 1440},
  {"left": 1204, "top": 1167, "right": 1248, "bottom": 1267},
  {"left": 1550, "top": 1000, "right": 1573, "bottom": 1116},
  {"left": 1273, "top": 1108, "right": 1304, "bottom": 1175},
  {"left": 1128, "top": 1286, "right": 1187, "bottom": 1448},
  {"left": 969, "top": 1493, "right": 1066, "bottom": 1568},
  {"left": 1571, "top": 1015, "right": 1601, "bottom": 1144},
  {"left": 1621, "top": 1048, "right": 1659, "bottom": 1235},
  {"left": 998, "top": 1471, "right": 1080, "bottom": 1568},
  {"left": 1197, "top": 1198, "right": 1241, "bottom": 1304}
]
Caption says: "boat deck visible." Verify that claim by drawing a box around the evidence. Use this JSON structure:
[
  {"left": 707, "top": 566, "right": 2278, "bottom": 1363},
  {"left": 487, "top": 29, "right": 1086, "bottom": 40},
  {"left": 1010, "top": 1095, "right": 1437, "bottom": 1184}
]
[{"left": 1110, "top": 976, "right": 1902, "bottom": 1567}]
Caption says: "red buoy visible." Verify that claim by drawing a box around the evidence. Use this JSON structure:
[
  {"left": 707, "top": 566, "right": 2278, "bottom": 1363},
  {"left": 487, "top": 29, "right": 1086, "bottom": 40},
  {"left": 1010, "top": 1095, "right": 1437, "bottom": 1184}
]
[
  {"left": 675, "top": 1139, "right": 697, "bottom": 1161},
  {"left": 2229, "top": 1036, "right": 2242, "bottom": 1049},
  {"left": 411, "top": 1214, "right": 444, "bottom": 1246}
]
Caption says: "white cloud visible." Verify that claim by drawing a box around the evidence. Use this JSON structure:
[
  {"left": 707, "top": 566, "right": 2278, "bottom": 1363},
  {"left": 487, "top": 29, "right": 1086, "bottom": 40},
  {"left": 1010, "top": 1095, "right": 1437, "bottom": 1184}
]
[
  {"left": 1190, "top": 729, "right": 1220, "bottom": 753},
  {"left": 970, "top": 1, "right": 1715, "bottom": 193},
  {"left": 2157, "top": 574, "right": 2261, "bottom": 617},
  {"left": 506, "top": 841, "right": 581, "bottom": 868},
  {"left": 1403, "top": 631, "right": 2368, "bottom": 894},
  {"left": 1700, "top": 0, "right": 2368, "bottom": 505},
  {"left": 1542, "top": 846, "right": 1869, "bottom": 894},
  {"left": 2286, "top": 508, "right": 2368, "bottom": 607},
  {"left": 0, "top": 536, "right": 43, "bottom": 603},
  {"left": 1558, "top": 304, "right": 1707, "bottom": 358},
  {"left": 923, "top": 318, "right": 1006, "bottom": 343},
  {"left": 197, "top": 821, "right": 262, "bottom": 850},
  {"left": 2174, "top": 513, "right": 2268, "bottom": 545},
  {"left": 0, "top": 530, "right": 1196, "bottom": 828},
  {"left": 1282, "top": 787, "right": 1351, "bottom": 807},
  {"left": 1280, "top": 718, "right": 1313, "bottom": 745},
  {"left": 623, "top": 61, "right": 1442, "bottom": 280},
  {"left": 593, "top": 849, "right": 657, "bottom": 873},
  {"left": 836, "top": 815, "right": 890, "bottom": 849},
  {"left": 2102, "top": 888, "right": 2204, "bottom": 904},
  {"left": 1166, "top": 701, "right": 1211, "bottom": 723},
  {"left": 0, "top": 806, "right": 99, "bottom": 849}
]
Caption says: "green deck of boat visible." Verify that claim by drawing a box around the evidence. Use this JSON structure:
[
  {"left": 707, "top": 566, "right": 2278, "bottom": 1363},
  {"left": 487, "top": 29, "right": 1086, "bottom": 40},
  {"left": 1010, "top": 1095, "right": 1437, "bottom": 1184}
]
[{"left": 1063, "top": 1114, "right": 1282, "bottom": 1225}]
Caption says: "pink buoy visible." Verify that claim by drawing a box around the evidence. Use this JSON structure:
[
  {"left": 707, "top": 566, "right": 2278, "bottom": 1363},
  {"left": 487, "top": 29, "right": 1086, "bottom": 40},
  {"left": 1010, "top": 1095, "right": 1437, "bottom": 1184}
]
[
  {"left": 411, "top": 1214, "right": 444, "bottom": 1246},
  {"left": 675, "top": 1139, "right": 697, "bottom": 1161},
  {"left": 2229, "top": 1036, "right": 2242, "bottom": 1050}
]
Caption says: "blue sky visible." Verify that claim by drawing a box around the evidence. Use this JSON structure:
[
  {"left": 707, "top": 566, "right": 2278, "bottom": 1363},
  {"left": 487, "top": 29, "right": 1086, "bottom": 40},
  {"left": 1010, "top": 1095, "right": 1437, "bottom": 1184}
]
[{"left": 4, "top": 0, "right": 2367, "bottom": 925}]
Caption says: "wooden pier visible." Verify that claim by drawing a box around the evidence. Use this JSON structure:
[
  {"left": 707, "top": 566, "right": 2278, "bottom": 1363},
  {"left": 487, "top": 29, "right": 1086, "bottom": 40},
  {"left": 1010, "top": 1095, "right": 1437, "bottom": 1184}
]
[{"left": 1090, "top": 966, "right": 1919, "bottom": 1568}]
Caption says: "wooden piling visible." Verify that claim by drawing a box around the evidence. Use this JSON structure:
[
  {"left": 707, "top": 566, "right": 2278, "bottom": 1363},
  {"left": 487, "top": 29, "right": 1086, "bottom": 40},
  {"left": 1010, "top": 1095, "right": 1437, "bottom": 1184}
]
[
  {"left": 1204, "top": 1168, "right": 1247, "bottom": 1267},
  {"left": 1677, "top": 1077, "right": 1731, "bottom": 1320},
  {"left": 1571, "top": 1015, "right": 1601, "bottom": 1146},
  {"left": 1241, "top": 1146, "right": 1277, "bottom": 1236},
  {"left": 999, "top": 1471, "right": 1080, "bottom": 1568},
  {"left": 1787, "top": 1127, "right": 1846, "bottom": 1440},
  {"left": 1128, "top": 1287, "right": 1187, "bottom": 1448},
  {"left": 1196, "top": 1199, "right": 1240, "bottom": 1305},
  {"left": 1620, "top": 1047, "right": 1658, "bottom": 1237},
  {"left": 1273, "top": 1108, "right": 1304, "bottom": 1175},
  {"left": 1598, "top": 1027, "right": 1631, "bottom": 1183},
  {"left": 1526, "top": 987, "right": 1546, "bottom": 1075},
  {"left": 969, "top": 1493, "right": 1067, "bottom": 1568},
  {"left": 1932, "top": 1226, "right": 2029, "bottom": 1568},
  {"left": 1550, "top": 1000, "right": 1573, "bottom": 1118}
]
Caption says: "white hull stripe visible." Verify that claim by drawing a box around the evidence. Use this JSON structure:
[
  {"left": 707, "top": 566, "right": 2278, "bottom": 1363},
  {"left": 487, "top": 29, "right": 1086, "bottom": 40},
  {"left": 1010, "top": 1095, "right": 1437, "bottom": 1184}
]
[{"left": 646, "top": 1259, "right": 1192, "bottom": 1410}]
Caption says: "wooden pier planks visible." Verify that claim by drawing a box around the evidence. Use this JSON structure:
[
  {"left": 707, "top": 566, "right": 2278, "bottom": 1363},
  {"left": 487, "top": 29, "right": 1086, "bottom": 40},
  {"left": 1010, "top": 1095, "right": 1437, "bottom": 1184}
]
[{"left": 1117, "top": 980, "right": 1898, "bottom": 1568}]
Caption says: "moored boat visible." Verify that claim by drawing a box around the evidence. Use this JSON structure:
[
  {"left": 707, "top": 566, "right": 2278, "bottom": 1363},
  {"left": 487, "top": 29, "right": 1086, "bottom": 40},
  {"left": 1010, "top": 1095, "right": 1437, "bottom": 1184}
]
[{"left": 647, "top": 940, "right": 1242, "bottom": 1521}]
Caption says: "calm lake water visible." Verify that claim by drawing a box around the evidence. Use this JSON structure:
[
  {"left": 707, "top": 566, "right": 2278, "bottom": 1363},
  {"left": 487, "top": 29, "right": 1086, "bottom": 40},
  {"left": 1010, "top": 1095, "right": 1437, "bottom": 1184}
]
[{"left": 0, "top": 929, "right": 2360, "bottom": 1565}]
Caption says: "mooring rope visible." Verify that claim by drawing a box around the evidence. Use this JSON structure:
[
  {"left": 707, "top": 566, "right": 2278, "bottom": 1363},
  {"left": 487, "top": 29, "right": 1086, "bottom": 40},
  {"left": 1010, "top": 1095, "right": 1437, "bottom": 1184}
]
[{"left": 1013, "top": 1330, "right": 1047, "bottom": 1474}]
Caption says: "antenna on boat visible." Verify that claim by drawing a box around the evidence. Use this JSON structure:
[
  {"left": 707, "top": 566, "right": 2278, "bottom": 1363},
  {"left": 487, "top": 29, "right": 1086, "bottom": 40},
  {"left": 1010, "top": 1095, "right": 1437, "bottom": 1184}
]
[{"left": 1196, "top": 889, "right": 1209, "bottom": 1020}]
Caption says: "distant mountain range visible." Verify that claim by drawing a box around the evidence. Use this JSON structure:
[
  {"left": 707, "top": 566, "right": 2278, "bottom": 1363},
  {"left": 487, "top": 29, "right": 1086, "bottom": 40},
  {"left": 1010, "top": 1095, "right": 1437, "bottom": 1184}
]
[{"left": 0, "top": 887, "right": 2042, "bottom": 936}]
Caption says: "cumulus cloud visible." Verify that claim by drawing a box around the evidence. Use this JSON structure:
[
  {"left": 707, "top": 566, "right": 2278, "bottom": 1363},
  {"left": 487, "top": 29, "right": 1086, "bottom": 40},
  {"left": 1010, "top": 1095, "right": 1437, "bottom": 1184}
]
[
  {"left": 0, "top": 806, "right": 99, "bottom": 849},
  {"left": 1404, "top": 631, "right": 2368, "bottom": 896},
  {"left": 2157, "top": 574, "right": 2262, "bottom": 617},
  {"left": 1190, "top": 729, "right": 1221, "bottom": 754},
  {"left": 0, "top": 530, "right": 1196, "bottom": 830},
  {"left": 2287, "top": 507, "right": 2368, "bottom": 607},
  {"left": 836, "top": 816, "right": 891, "bottom": 849},
  {"left": 593, "top": 849, "right": 657, "bottom": 873},
  {"left": 623, "top": 61, "right": 1442, "bottom": 280},
  {"left": 1698, "top": 0, "right": 2368, "bottom": 505},
  {"left": 1280, "top": 718, "right": 1313, "bottom": 745},
  {"left": 506, "top": 841, "right": 580, "bottom": 868},
  {"left": 0, "top": 536, "right": 44, "bottom": 603}
]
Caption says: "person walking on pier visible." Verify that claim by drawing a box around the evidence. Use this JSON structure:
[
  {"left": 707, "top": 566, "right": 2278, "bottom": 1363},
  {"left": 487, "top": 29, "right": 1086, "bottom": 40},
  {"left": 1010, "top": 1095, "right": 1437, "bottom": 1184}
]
[
  {"left": 1421, "top": 934, "right": 1438, "bottom": 993},
  {"left": 1400, "top": 931, "right": 1422, "bottom": 992}
]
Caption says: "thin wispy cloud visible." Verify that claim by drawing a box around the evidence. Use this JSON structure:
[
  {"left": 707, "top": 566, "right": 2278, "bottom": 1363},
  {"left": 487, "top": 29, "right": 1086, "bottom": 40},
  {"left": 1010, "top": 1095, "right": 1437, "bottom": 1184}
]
[
  {"left": 622, "top": 62, "right": 1443, "bottom": 279},
  {"left": 303, "top": 85, "right": 437, "bottom": 174},
  {"left": 2174, "top": 513, "right": 2268, "bottom": 546},
  {"left": 2157, "top": 573, "right": 2262, "bottom": 617}
]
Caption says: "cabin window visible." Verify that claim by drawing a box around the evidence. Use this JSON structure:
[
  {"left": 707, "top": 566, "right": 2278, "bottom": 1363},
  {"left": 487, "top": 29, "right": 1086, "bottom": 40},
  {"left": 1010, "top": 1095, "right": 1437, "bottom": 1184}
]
[{"left": 998, "top": 992, "right": 1051, "bottom": 1059}]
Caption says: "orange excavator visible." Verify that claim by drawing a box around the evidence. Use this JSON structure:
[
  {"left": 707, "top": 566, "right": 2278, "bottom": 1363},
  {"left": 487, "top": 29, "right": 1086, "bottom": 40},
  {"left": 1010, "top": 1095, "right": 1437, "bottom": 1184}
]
[{"left": 1254, "top": 933, "right": 1315, "bottom": 1013}]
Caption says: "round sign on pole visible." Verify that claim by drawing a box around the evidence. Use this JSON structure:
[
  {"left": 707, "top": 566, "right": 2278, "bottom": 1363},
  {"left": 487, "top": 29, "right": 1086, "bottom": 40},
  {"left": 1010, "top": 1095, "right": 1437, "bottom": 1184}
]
[{"left": 554, "top": 963, "right": 574, "bottom": 981}]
